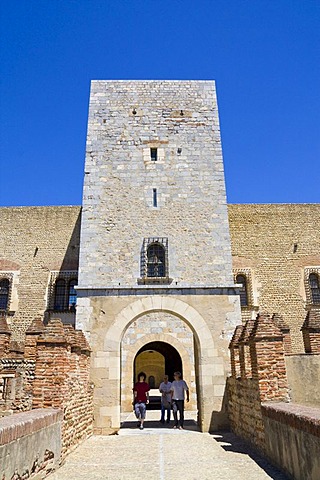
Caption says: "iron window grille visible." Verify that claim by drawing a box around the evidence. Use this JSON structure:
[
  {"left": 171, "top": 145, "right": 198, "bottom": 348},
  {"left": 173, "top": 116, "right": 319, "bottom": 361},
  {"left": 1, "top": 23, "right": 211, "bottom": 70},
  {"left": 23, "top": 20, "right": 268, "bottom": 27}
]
[
  {"left": 235, "top": 274, "right": 249, "bottom": 307},
  {"left": 0, "top": 275, "right": 13, "bottom": 312},
  {"left": 47, "top": 271, "right": 78, "bottom": 312},
  {"left": 309, "top": 273, "right": 320, "bottom": 304},
  {"left": 304, "top": 268, "right": 320, "bottom": 306},
  {"left": 0, "top": 279, "right": 10, "bottom": 311},
  {"left": 139, "top": 237, "right": 169, "bottom": 283}
]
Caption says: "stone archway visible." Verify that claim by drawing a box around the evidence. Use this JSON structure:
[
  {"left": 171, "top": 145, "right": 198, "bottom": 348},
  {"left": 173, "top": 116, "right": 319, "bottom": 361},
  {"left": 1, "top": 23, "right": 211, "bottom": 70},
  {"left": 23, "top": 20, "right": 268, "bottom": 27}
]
[
  {"left": 90, "top": 295, "right": 228, "bottom": 433},
  {"left": 133, "top": 340, "right": 183, "bottom": 410},
  {"left": 134, "top": 341, "right": 183, "bottom": 386},
  {"left": 121, "top": 310, "right": 197, "bottom": 413}
]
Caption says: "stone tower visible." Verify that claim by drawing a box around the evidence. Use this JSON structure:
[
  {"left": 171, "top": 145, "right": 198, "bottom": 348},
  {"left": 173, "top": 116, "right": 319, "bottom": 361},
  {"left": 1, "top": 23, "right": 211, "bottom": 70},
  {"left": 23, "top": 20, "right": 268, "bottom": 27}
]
[{"left": 77, "top": 80, "right": 241, "bottom": 433}]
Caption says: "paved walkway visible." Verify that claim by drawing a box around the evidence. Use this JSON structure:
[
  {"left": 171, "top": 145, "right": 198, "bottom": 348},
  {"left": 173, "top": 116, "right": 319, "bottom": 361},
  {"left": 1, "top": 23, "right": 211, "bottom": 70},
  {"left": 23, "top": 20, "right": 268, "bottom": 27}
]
[{"left": 49, "top": 413, "right": 288, "bottom": 480}]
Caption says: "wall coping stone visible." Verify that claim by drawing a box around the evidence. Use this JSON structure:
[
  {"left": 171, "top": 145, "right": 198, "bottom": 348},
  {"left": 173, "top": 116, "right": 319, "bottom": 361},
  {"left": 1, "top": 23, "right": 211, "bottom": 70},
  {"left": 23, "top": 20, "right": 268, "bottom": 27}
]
[
  {"left": 261, "top": 402, "right": 320, "bottom": 438},
  {"left": 0, "top": 408, "right": 63, "bottom": 446},
  {"left": 76, "top": 286, "right": 239, "bottom": 297}
]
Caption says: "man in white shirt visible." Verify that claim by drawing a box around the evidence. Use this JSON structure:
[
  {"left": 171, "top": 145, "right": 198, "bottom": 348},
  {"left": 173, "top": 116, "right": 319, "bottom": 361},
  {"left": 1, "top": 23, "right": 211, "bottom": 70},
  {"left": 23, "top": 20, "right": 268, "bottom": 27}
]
[
  {"left": 159, "top": 375, "right": 172, "bottom": 424},
  {"left": 170, "top": 371, "right": 189, "bottom": 429}
]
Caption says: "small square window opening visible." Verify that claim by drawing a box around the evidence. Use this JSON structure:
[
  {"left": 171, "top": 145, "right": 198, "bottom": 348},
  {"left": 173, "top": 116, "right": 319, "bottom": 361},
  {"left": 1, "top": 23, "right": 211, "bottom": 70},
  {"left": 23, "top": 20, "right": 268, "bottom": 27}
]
[{"left": 150, "top": 148, "right": 158, "bottom": 161}]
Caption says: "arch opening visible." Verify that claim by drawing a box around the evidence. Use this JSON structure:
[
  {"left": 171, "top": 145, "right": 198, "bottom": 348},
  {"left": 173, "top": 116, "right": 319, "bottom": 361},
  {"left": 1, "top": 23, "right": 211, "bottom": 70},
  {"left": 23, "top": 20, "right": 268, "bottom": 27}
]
[{"left": 133, "top": 341, "right": 184, "bottom": 410}]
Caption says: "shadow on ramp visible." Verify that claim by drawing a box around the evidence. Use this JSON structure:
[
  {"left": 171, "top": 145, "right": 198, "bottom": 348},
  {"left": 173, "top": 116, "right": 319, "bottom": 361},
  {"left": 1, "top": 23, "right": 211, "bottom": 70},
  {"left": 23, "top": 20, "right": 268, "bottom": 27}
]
[
  {"left": 211, "top": 431, "right": 290, "bottom": 480},
  {"left": 121, "top": 419, "right": 199, "bottom": 432}
]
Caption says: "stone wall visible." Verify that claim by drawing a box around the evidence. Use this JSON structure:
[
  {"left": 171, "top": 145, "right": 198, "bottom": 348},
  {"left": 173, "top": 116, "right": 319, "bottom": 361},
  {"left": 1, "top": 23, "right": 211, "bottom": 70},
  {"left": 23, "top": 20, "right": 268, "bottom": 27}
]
[
  {"left": 0, "top": 203, "right": 319, "bottom": 348},
  {"left": 77, "top": 290, "right": 239, "bottom": 434},
  {"left": 0, "top": 408, "right": 62, "bottom": 480},
  {"left": 79, "top": 80, "right": 234, "bottom": 289},
  {"left": 0, "top": 206, "right": 81, "bottom": 341},
  {"left": 228, "top": 313, "right": 320, "bottom": 479},
  {"left": 228, "top": 204, "right": 320, "bottom": 352},
  {"left": 262, "top": 403, "right": 320, "bottom": 480},
  {"left": 0, "top": 358, "right": 35, "bottom": 415},
  {"left": 285, "top": 354, "right": 320, "bottom": 406}
]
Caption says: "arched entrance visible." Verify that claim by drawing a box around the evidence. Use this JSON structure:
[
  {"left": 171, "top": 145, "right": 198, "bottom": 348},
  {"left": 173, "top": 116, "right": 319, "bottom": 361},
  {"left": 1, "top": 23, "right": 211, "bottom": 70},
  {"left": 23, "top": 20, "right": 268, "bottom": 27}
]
[
  {"left": 121, "top": 311, "right": 197, "bottom": 414},
  {"left": 133, "top": 341, "right": 183, "bottom": 410},
  {"left": 85, "top": 294, "right": 235, "bottom": 433},
  {"left": 134, "top": 341, "right": 183, "bottom": 386}
]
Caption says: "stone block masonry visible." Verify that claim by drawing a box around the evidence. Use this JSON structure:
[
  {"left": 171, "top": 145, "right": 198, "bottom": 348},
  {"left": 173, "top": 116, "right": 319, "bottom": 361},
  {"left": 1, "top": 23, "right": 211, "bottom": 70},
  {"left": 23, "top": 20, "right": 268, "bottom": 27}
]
[
  {"left": 228, "top": 313, "right": 320, "bottom": 480},
  {"left": 228, "top": 204, "right": 320, "bottom": 352},
  {"left": 76, "top": 80, "right": 241, "bottom": 434},
  {"left": 0, "top": 206, "right": 81, "bottom": 342},
  {"left": 0, "top": 203, "right": 319, "bottom": 351},
  {"left": 79, "top": 80, "right": 234, "bottom": 288}
]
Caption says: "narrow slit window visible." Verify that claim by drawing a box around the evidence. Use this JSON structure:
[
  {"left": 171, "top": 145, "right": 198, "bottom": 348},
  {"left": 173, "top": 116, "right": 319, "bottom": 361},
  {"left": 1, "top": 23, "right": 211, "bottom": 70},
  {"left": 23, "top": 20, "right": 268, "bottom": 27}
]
[
  {"left": 153, "top": 188, "right": 157, "bottom": 207},
  {"left": 150, "top": 148, "right": 158, "bottom": 161}
]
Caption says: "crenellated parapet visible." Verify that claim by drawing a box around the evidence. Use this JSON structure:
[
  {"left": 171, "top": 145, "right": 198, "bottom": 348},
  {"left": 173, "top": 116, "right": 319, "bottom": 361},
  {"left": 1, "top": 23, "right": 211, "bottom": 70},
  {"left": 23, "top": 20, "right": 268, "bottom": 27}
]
[{"left": 0, "top": 317, "right": 93, "bottom": 456}]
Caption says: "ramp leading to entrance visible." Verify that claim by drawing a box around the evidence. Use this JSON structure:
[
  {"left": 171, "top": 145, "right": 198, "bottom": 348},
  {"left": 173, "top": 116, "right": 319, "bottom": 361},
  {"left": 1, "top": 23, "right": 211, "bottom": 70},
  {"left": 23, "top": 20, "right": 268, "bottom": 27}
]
[{"left": 48, "top": 428, "right": 289, "bottom": 479}]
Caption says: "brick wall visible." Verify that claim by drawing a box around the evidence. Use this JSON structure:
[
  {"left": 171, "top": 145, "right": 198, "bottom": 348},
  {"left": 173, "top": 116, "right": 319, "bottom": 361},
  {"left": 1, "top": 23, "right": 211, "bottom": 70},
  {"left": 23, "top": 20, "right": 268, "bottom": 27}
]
[
  {"left": 228, "top": 314, "right": 320, "bottom": 479},
  {"left": 0, "top": 203, "right": 319, "bottom": 347},
  {"left": 0, "top": 317, "right": 93, "bottom": 460},
  {"left": 0, "top": 206, "right": 81, "bottom": 341},
  {"left": 227, "top": 313, "right": 289, "bottom": 450},
  {"left": 229, "top": 204, "right": 320, "bottom": 352}
]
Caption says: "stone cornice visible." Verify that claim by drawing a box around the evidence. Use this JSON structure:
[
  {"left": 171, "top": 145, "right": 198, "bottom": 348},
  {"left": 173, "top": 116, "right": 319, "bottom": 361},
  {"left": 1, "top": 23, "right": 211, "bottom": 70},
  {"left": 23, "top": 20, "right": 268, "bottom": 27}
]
[{"left": 76, "top": 285, "right": 240, "bottom": 297}]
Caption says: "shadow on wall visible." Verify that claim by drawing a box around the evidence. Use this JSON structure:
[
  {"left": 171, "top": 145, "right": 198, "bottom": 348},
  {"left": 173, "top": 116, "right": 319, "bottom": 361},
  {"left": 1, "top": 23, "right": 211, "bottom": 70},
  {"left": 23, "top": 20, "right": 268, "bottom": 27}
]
[
  {"left": 60, "top": 210, "right": 81, "bottom": 271},
  {"left": 209, "top": 385, "right": 229, "bottom": 432},
  {"left": 44, "top": 210, "right": 81, "bottom": 326},
  {"left": 211, "top": 432, "right": 290, "bottom": 480}
]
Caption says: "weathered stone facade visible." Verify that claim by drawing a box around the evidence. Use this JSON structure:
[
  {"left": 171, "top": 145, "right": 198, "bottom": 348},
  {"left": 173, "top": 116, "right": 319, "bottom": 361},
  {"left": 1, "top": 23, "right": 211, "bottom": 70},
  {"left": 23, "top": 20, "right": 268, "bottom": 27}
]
[
  {"left": 0, "top": 80, "right": 319, "bottom": 441},
  {"left": 121, "top": 311, "right": 197, "bottom": 411},
  {"left": 228, "top": 204, "right": 320, "bottom": 352},
  {"left": 0, "top": 206, "right": 81, "bottom": 340},
  {"left": 79, "top": 80, "right": 233, "bottom": 288},
  {"left": 227, "top": 313, "right": 320, "bottom": 480},
  {"left": 77, "top": 80, "right": 240, "bottom": 433}
]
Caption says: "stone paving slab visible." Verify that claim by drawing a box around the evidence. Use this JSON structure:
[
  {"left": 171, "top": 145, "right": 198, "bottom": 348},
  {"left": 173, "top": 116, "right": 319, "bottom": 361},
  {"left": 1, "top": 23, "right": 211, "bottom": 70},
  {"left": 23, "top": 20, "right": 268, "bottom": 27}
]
[{"left": 48, "top": 427, "right": 289, "bottom": 480}]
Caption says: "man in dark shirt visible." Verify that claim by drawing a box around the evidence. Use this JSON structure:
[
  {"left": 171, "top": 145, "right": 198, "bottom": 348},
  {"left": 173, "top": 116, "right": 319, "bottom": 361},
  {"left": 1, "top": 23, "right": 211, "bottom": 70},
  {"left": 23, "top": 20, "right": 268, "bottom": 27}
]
[{"left": 133, "top": 372, "right": 150, "bottom": 430}]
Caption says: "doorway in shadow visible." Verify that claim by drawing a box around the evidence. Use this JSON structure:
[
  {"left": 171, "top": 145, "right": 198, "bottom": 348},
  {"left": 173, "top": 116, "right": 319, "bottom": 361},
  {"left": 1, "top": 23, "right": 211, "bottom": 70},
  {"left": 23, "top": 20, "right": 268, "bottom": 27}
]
[{"left": 134, "top": 341, "right": 182, "bottom": 410}]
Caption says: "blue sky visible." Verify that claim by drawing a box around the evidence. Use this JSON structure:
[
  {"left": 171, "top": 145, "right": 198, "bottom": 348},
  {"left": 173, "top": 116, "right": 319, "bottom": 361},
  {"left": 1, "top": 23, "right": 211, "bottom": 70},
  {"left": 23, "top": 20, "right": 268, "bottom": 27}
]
[{"left": 1, "top": 0, "right": 319, "bottom": 206}]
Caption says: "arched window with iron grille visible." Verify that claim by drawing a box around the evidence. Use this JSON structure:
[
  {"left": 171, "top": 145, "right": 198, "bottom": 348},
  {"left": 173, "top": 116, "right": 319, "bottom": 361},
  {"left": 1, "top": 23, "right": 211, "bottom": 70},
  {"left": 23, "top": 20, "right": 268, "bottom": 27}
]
[
  {"left": 68, "top": 279, "right": 77, "bottom": 312},
  {"left": 54, "top": 279, "right": 66, "bottom": 311},
  {"left": 236, "top": 274, "right": 249, "bottom": 307},
  {"left": 309, "top": 273, "right": 320, "bottom": 304},
  {"left": 147, "top": 243, "right": 165, "bottom": 277},
  {"left": 0, "top": 279, "right": 10, "bottom": 311}
]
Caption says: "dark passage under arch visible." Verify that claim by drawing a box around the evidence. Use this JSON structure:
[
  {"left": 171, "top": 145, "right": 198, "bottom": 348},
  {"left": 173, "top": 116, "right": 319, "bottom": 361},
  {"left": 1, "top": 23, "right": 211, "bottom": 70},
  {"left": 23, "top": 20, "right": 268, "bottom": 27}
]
[{"left": 134, "top": 341, "right": 183, "bottom": 410}]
